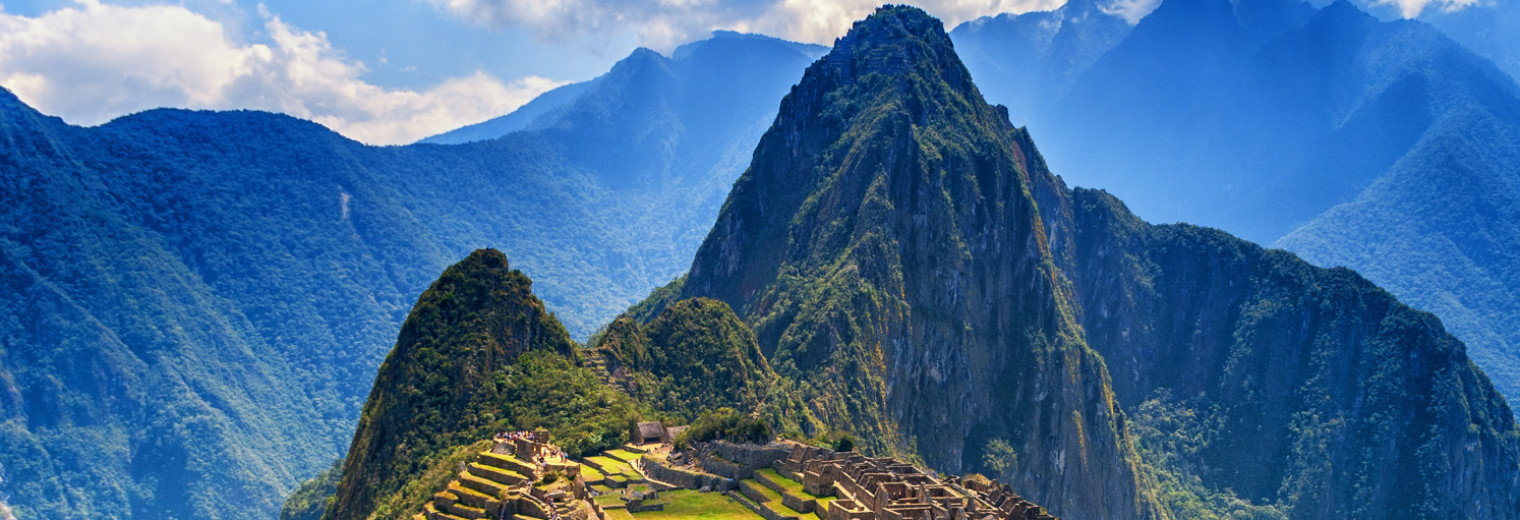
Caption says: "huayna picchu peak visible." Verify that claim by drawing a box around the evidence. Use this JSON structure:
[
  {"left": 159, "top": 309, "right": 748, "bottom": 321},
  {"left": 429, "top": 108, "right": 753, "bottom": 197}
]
[
  {"left": 322, "top": 5, "right": 1520, "bottom": 520},
  {"left": 666, "top": 4, "right": 1518, "bottom": 520}
]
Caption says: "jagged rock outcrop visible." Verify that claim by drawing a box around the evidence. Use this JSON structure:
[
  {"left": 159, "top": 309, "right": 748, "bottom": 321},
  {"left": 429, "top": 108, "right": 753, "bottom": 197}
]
[{"left": 678, "top": 7, "right": 1157, "bottom": 520}]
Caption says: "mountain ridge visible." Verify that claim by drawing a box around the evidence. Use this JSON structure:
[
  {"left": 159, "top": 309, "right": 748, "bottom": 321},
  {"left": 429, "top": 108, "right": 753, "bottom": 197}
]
[{"left": 0, "top": 28, "right": 822, "bottom": 520}]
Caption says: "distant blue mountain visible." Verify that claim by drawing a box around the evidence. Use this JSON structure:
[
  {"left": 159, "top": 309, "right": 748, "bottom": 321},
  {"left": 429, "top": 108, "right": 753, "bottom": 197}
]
[
  {"left": 954, "top": 0, "right": 1520, "bottom": 417},
  {"left": 1350, "top": 0, "right": 1520, "bottom": 83},
  {"left": 422, "top": 31, "right": 826, "bottom": 146},
  {"left": 949, "top": 0, "right": 1132, "bottom": 126},
  {"left": 419, "top": 81, "right": 593, "bottom": 144},
  {"left": 0, "top": 30, "right": 821, "bottom": 520}
]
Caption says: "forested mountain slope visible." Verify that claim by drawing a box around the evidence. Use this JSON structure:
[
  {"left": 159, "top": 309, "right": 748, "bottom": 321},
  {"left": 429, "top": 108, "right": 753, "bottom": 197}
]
[{"left": 0, "top": 31, "right": 818, "bottom": 520}]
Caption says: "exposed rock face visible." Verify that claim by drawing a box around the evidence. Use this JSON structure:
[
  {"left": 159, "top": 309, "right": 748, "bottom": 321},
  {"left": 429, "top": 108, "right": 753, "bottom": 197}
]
[
  {"left": 1067, "top": 190, "right": 1520, "bottom": 519},
  {"left": 326, "top": 249, "right": 576, "bottom": 520},
  {"left": 679, "top": 7, "right": 1156, "bottom": 520},
  {"left": 674, "top": 5, "right": 1520, "bottom": 520}
]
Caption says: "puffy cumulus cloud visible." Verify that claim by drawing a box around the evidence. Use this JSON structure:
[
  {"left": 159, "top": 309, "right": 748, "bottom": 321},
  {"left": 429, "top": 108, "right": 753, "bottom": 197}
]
[
  {"left": 1373, "top": 0, "right": 1485, "bottom": 18},
  {"left": 0, "top": 1, "right": 564, "bottom": 145},
  {"left": 429, "top": 0, "right": 1064, "bottom": 50}
]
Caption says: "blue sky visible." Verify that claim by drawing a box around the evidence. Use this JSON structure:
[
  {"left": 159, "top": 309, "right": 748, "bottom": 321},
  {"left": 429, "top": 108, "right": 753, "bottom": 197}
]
[
  {"left": 0, "top": 0, "right": 633, "bottom": 88},
  {"left": 0, "top": 0, "right": 1469, "bottom": 144}
]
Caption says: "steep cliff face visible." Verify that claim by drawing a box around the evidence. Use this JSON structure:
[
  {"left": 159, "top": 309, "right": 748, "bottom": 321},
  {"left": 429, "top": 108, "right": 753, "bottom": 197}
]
[
  {"left": 671, "top": 6, "right": 1519, "bottom": 520},
  {"left": 679, "top": 7, "right": 1155, "bottom": 520},
  {"left": 326, "top": 249, "right": 579, "bottom": 519},
  {"left": 1067, "top": 190, "right": 1520, "bottom": 519}
]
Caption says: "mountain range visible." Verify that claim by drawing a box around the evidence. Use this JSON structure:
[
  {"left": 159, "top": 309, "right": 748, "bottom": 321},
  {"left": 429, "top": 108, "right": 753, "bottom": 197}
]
[
  {"left": 951, "top": 0, "right": 1520, "bottom": 417},
  {"left": 0, "top": 31, "right": 819, "bottom": 520},
  {"left": 5, "top": 0, "right": 1520, "bottom": 519},
  {"left": 327, "top": 6, "right": 1518, "bottom": 520}
]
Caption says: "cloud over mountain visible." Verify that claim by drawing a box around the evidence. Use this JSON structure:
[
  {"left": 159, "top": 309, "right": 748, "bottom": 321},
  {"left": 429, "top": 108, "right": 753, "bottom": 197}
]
[
  {"left": 1374, "top": 0, "right": 1485, "bottom": 18},
  {"left": 428, "top": 0, "right": 1065, "bottom": 49},
  {"left": 0, "top": 0, "right": 562, "bottom": 144}
]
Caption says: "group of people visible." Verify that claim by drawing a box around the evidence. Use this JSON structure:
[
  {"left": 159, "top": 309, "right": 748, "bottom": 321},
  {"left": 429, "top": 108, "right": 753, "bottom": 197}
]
[{"left": 496, "top": 430, "right": 542, "bottom": 442}]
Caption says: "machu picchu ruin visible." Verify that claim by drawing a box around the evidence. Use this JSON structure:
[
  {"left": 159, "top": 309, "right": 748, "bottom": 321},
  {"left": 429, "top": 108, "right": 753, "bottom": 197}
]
[{"left": 413, "top": 426, "right": 1055, "bottom": 520}]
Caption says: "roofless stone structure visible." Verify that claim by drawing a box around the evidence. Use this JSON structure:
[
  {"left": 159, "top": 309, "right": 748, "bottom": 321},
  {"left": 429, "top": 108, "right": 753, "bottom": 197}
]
[{"left": 413, "top": 434, "right": 1054, "bottom": 520}]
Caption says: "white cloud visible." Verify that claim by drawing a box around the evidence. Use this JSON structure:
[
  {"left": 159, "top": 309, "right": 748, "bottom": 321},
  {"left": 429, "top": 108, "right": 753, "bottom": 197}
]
[
  {"left": 1373, "top": 0, "right": 1484, "bottom": 18},
  {"left": 1099, "top": 0, "right": 1162, "bottom": 25},
  {"left": 0, "top": 1, "right": 564, "bottom": 145},
  {"left": 428, "top": 0, "right": 1064, "bottom": 50}
]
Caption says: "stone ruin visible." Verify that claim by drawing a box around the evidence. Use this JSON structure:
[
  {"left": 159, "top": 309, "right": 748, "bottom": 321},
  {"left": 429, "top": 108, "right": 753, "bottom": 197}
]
[
  {"left": 412, "top": 433, "right": 1056, "bottom": 520},
  {"left": 776, "top": 444, "right": 1056, "bottom": 520},
  {"left": 637, "top": 441, "right": 1058, "bottom": 520},
  {"left": 413, "top": 436, "right": 605, "bottom": 520}
]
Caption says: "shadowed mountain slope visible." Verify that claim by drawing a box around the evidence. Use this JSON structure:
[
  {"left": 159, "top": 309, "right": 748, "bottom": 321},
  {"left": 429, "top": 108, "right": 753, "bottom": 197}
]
[{"left": 667, "top": 5, "right": 1519, "bottom": 520}]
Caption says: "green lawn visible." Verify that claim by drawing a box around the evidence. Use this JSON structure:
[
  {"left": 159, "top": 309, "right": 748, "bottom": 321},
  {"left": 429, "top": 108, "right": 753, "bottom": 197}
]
[
  {"left": 607, "top": 449, "right": 643, "bottom": 463},
  {"left": 626, "top": 490, "right": 762, "bottom": 520},
  {"left": 754, "top": 469, "right": 817, "bottom": 498},
  {"left": 743, "top": 478, "right": 819, "bottom": 520},
  {"left": 594, "top": 493, "right": 626, "bottom": 507},
  {"left": 588, "top": 456, "right": 633, "bottom": 473}
]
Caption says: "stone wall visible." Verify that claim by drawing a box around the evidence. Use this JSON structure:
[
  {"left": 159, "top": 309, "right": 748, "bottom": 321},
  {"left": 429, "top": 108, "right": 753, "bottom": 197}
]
[
  {"left": 703, "top": 454, "right": 746, "bottom": 479},
  {"left": 642, "top": 457, "right": 736, "bottom": 492},
  {"left": 711, "top": 441, "right": 792, "bottom": 469}
]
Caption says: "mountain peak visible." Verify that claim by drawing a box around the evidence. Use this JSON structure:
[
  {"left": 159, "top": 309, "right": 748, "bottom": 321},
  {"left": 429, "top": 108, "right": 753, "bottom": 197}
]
[
  {"left": 676, "top": 8, "right": 1153, "bottom": 519},
  {"left": 820, "top": 5, "right": 972, "bottom": 88}
]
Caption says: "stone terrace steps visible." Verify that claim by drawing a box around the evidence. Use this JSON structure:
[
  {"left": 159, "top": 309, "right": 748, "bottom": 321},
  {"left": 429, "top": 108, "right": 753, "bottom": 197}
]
[
  {"left": 582, "top": 351, "right": 634, "bottom": 393},
  {"left": 424, "top": 501, "right": 473, "bottom": 520},
  {"left": 418, "top": 448, "right": 550, "bottom": 520},
  {"left": 469, "top": 462, "right": 529, "bottom": 486},
  {"left": 478, "top": 451, "right": 539, "bottom": 477}
]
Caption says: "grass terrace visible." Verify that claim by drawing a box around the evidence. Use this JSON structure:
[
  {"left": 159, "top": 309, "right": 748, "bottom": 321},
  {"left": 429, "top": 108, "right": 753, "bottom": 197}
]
[
  {"left": 740, "top": 478, "right": 819, "bottom": 520},
  {"left": 606, "top": 449, "right": 643, "bottom": 463},
  {"left": 622, "top": 490, "right": 761, "bottom": 520}
]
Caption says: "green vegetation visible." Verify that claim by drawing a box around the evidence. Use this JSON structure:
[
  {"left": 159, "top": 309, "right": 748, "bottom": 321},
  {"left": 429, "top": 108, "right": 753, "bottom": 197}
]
[
  {"left": 674, "top": 408, "right": 773, "bottom": 447},
  {"left": 366, "top": 440, "right": 492, "bottom": 520},
  {"left": 1276, "top": 111, "right": 1520, "bottom": 417},
  {"left": 279, "top": 458, "right": 345, "bottom": 520},
  {"left": 1128, "top": 396, "right": 1286, "bottom": 520},
  {"left": 617, "top": 490, "right": 761, "bottom": 520},
  {"left": 324, "top": 250, "right": 645, "bottom": 520},
  {"left": 591, "top": 298, "right": 820, "bottom": 439},
  {"left": 0, "top": 31, "right": 825, "bottom": 520},
  {"left": 671, "top": 7, "right": 1149, "bottom": 519},
  {"left": 1070, "top": 187, "right": 1520, "bottom": 519},
  {"left": 981, "top": 439, "right": 1017, "bottom": 477},
  {"left": 598, "top": 299, "right": 775, "bottom": 421},
  {"left": 325, "top": 7, "right": 1520, "bottom": 520}
]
